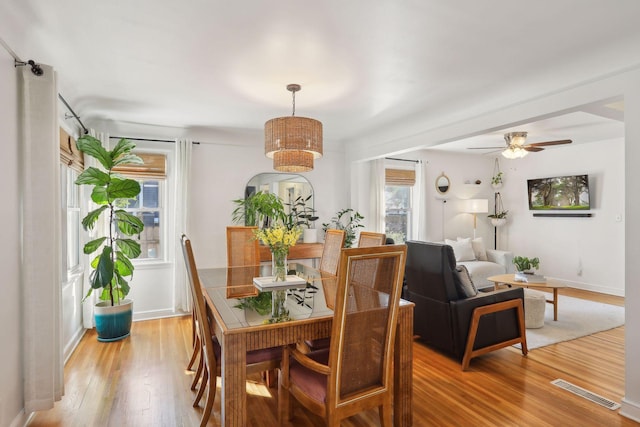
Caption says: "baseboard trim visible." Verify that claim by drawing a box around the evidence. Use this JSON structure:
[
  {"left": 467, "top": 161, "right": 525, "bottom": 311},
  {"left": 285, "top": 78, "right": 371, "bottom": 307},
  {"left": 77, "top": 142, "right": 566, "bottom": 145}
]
[
  {"left": 547, "top": 277, "right": 625, "bottom": 297},
  {"left": 133, "top": 308, "right": 189, "bottom": 322},
  {"left": 620, "top": 397, "right": 640, "bottom": 423}
]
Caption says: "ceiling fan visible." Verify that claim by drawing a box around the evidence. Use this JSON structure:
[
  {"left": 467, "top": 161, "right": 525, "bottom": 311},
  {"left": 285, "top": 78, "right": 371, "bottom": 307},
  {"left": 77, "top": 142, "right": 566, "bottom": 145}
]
[{"left": 468, "top": 131, "right": 572, "bottom": 158}]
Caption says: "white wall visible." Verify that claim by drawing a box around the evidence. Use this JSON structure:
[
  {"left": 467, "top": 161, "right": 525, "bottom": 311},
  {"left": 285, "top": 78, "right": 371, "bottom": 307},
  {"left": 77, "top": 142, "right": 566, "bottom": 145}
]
[
  {"left": 0, "top": 51, "right": 26, "bottom": 427},
  {"left": 498, "top": 139, "right": 625, "bottom": 296}
]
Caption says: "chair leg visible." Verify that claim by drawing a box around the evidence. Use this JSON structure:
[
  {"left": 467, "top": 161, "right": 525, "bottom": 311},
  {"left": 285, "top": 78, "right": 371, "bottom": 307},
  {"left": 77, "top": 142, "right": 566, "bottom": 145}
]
[
  {"left": 379, "top": 403, "right": 393, "bottom": 427},
  {"left": 265, "top": 369, "right": 278, "bottom": 388},
  {"left": 199, "top": 369, "right": 216, "bottom": 427},
  {"left": 278, "top": 348, "right": 292, "bottom": 426},
  {"left": 187, "top": 334, "right": 201, "bottom": 371},
  {"left": 191, "top": 346, "right": 204, "bottom": 391},
  {"left": 194, "top": 365, "right": 209, "bottom": 407}
]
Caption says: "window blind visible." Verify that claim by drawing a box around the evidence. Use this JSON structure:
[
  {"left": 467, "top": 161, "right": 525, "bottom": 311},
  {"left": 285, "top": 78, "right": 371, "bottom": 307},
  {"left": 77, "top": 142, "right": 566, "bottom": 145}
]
[
  {"left": 59, "top": 128, "right": 84, "bottom": 173},
  {"left": 112, "top": 153, "right": 167, "bottom": 179},
  {"left": 385, "top": 168, "right": 415, "bottom": 186}
]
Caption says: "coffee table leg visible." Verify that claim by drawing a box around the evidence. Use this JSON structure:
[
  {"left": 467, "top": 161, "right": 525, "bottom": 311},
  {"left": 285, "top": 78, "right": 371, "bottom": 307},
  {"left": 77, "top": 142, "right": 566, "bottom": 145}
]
[{"left": 553, "top": 288, "right": 558, "bottom": 321}]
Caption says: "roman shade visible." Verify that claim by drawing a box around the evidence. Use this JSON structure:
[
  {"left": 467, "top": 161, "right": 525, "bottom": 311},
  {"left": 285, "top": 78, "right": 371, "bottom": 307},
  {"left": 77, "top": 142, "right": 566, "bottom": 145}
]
[
  {"left": 59, "top": 128, "right": 84, "bottom": 172},
  {"left": 112, "top": 152, "right": 166, "bottom": 179},
  {"left": 385, "top": 168, "right": 416, "bottom": 186}
]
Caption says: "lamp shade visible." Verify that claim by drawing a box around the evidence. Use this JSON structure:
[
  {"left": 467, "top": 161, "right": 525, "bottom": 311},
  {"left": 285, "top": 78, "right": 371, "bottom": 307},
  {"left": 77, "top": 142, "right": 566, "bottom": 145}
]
[
  {"left": 465, "top": 199, "right": 489, "bottom": 213},
  {"left": 273, "top": 150, "right": 314, "bottom": 172},
  {"left": 265, "top": 116, "right": 323, "bottom": 159}
]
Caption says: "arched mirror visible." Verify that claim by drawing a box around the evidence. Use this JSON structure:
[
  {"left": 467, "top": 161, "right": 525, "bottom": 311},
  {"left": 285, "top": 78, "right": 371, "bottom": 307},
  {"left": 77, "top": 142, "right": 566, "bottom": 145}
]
[
  {"left": 246, "top": 173, "right": 313, "bottom": 215},
  {"left": 436, "top": 172, "right": 450, "bottom": 194}
]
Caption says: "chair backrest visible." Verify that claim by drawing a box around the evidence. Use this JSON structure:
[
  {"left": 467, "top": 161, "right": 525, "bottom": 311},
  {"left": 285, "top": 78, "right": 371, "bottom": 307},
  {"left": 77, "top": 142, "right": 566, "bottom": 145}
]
[
  {"left": 358, "top": 231, "right": 386, "bottom": 247},
  {"left": 328, "top": 245, "right": 406, "bottom": 408},
  {"left": 319, "top": 229, "right": 345, "bottom": 275},
  {"left": 226, "top": 226, "right": 260, "bottom": 267},
  {"left": 405, "top": 241, "right": 459, "bottom": 303},
  {"left": 180, "top": 234, "right": 218, "bottom": 375}
]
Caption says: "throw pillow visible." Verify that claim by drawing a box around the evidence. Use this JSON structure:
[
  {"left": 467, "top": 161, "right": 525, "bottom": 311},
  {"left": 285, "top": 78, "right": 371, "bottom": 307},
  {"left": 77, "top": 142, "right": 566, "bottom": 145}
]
[
  {"left": 465, "top": 237, "right": 488, "bottom": 261},
  {"left": 445, "top": 238, "right": 476, "bottom": 262},
  {"left": 453, "top": 265, "right": 478, "bottom": 298}
]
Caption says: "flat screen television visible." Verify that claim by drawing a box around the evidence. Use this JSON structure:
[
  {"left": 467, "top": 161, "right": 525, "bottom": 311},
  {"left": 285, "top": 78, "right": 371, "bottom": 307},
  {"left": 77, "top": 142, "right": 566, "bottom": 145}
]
[{"left": 527, "top": 174, "right": 590, "bottom": 210}]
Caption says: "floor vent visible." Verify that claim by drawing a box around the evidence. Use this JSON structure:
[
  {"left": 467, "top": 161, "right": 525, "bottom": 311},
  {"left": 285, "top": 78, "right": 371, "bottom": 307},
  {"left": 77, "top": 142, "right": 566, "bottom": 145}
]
[{"left": 551, "top": 379, "right": 620, "bottom": 410}]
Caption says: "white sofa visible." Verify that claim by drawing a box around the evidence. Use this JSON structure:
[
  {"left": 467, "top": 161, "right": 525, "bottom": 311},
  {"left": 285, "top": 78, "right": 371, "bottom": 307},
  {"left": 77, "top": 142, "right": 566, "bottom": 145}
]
[{"left": 442, "top": 237, "right": 514, "bottom": 290}]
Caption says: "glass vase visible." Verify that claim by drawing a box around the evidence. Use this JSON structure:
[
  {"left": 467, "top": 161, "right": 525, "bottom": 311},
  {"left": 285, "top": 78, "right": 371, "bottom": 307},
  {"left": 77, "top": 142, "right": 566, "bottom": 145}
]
[
  {"left": 271, "top": 289, "right": 288, "bottom": 319},
  {"left": 271, "top": 251, "right": 288, "bottom": 282}
]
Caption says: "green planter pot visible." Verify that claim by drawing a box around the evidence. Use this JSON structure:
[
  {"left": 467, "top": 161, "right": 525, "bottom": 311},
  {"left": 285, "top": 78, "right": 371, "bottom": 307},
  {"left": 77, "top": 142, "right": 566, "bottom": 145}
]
[{"left": 94, "top": 299, "right": 133, "bottom": 342}]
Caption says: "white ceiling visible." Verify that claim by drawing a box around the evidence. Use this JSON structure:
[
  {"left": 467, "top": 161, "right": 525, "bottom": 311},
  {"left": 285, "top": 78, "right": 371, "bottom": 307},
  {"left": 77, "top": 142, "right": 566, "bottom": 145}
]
[{"left": 1, "top": 1, "right": 637, "bottom": 151}]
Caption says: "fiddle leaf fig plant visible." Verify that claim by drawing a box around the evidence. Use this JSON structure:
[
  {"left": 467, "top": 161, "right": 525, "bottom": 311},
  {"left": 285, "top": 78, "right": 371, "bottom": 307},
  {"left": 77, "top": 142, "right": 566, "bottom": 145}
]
[{"left": 75, "top": 135, "right": 144, "bottom": 306}]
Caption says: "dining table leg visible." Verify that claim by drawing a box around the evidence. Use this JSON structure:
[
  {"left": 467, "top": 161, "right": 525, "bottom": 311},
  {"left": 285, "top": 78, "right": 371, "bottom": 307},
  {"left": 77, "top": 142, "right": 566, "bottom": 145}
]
[
  {"left": 221, "top": 333, "right": 247, "bottom": 427},
  {"left": 394, "top": 305, "right": 414, "bottom": 426}
]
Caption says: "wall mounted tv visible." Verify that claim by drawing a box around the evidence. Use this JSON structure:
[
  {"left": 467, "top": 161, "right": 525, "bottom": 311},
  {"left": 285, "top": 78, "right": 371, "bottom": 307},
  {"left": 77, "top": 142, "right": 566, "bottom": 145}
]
[{"left": 527, "top": 174, "right": 590, "bottom": 210}]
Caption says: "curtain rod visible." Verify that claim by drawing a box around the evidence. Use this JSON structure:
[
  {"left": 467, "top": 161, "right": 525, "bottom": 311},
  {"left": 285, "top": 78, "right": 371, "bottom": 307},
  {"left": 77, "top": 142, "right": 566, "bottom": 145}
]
[
  {"left": 1, "top": 37, "right": 90, "bottom": 135},
  {"left": 110, "top": 136, "right": 201, "bottom": 145},
  {"left": 385, "top": 157, "right": 421, "bottom": 163}
]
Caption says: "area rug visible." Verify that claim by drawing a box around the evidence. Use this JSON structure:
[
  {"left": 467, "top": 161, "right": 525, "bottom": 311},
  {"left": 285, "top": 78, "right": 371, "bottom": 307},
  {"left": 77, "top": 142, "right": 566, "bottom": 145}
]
[{"left": 517, "top": 295, "right": 625, "bottom": 350}]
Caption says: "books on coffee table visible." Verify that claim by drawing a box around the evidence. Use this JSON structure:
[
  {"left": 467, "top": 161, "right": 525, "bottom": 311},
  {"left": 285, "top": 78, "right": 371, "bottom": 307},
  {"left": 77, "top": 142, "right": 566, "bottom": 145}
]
[
  {"left": 253, "top": 275, "right": 307, "bottom": 291},
  {"left": 514, "top": 272, "right": 547, "bottom": 283}
]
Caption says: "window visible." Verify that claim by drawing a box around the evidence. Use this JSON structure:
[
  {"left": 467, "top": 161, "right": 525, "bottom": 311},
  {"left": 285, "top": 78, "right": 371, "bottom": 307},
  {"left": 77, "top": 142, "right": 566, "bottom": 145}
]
[
  {"left": 385, "top": 168, "right": 416, "bottom": 244},
  {"left": 61, "top": 165, "right": 81, "bottom": 277},
  {"left": 124, "top": 179, "right": 163, "bottom": 260}
]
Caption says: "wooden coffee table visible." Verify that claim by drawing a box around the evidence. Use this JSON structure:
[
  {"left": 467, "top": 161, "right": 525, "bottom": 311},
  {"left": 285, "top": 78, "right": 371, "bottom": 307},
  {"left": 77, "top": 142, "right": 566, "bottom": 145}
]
[{"left": 487, "top": 274, "right": 567, "bottom": 321}]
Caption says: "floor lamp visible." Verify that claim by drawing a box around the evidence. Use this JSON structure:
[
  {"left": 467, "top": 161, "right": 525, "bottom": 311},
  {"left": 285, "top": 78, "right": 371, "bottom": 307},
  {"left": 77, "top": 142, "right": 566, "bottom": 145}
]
[{"left": 465, "top": 199, "right": 488, "bottom": 239}]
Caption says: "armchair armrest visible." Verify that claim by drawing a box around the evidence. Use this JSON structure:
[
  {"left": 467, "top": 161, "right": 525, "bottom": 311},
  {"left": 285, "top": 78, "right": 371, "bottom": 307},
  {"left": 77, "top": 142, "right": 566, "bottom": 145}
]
[{"left": 486, "top": 249, "right": 514, "bottom": 273}]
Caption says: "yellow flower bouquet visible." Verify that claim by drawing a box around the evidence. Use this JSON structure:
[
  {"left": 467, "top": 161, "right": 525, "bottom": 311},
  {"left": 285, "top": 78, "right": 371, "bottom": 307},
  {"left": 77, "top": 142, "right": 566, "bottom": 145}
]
[{"left": 254, "top": 225, "right": 302, "bottom": 282}]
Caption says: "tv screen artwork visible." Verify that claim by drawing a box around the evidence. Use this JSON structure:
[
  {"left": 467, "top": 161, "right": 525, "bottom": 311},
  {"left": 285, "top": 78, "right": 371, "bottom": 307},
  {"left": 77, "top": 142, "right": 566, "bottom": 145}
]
[{"left": 527, "top": 174, "right": 590, "bottom": 210}]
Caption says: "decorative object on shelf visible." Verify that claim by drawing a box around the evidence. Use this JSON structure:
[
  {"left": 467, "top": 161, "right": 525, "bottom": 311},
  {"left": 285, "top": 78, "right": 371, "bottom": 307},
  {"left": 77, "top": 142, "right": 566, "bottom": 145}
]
[
  {"left": 491, "top": 158, "right": 503, "bottom": 189},
  {"left": 464, "top": 199, "right": 488, "bottom": 238},
  {"left": 254, "top": 225, "right": 302, "bottom": 282},
  {"left": 264, "top": 84, "right": 323, "bottom": 172},
  {"left": 75, "top": 135, "right": 145, "bottom": 342},
  {"left": 488, "top": 192, "right": 508, "bottom": 227},
  {"left": 435, "top": 172, "right": 450, "bottom": 194},
  {"left": 322, "top": 208, "right": 365, "bottom": 248},
  {"left": 513, "top": 255, "right": 540, "bottom": 274}
]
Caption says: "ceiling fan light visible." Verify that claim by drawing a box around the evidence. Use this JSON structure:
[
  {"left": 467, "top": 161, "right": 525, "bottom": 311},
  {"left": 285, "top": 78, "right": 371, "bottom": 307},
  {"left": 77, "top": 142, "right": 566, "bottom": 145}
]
[{"left": 502, "top": 146, "right": 528, "bottom": 159}]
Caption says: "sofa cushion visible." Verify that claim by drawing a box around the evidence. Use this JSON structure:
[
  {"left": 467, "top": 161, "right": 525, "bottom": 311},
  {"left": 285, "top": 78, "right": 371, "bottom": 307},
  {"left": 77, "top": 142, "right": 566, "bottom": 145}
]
[
  {"left": 458, "top": 260, "right": 506, "bottom": 289},
  {"left": 453, "top": 265, "right": 477, "bottom": 298},
  {"left": 445, "top": 239, "right": 476, "bottom": 261}
]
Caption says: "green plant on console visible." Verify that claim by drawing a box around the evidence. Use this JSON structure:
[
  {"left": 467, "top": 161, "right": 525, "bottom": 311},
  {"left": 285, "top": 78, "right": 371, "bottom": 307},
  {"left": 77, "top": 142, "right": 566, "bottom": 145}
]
[
  {"left": 75, "top": 135, "right": 144, "bottom": 306},
  {"left": 513, "top": 256, "right": 540, "bottom": 273},
  {"left": 231, "top": 191, "right": 286, "bottom": 228},
  {"left": 286, "top": 194, "right": 319, "bottom": 229},
  {"left": 322, "top": 208, "right": 364, "bottom": 248}
]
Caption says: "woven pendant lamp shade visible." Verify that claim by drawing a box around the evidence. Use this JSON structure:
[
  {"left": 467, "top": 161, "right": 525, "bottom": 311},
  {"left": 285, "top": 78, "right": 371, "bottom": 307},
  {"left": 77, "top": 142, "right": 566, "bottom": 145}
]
[
  {"left": 273, "top": 150, "right": 314, "bottom": 172},
  {"left": 264, "top": 84, "right": 323, "bottom": 172}
]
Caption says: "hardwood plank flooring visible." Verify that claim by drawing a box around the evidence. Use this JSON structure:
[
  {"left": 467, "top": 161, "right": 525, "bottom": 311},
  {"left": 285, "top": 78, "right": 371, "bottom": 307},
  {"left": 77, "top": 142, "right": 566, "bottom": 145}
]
[{"left": 29, "top": 289, "right": 637, "bottom": 426}]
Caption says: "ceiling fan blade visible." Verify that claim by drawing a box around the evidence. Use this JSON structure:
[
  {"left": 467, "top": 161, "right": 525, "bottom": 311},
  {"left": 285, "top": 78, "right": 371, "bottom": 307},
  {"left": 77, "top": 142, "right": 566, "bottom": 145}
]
[
  {"left": 466, "top": 146, "right": 505, "bottom": 150},
  {"left": 524, "top": 146, "right": 544, "bottom": 152},
  {"left": 528, "top": 139, "right": 572, "bottom": 147}
]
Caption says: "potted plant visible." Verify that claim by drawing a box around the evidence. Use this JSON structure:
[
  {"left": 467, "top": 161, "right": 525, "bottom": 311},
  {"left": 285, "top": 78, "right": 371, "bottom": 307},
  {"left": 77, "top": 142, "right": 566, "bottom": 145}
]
[
  {"left": 513, "top": 255, "right": 540, "bottom": 273},
  {"left": 75, "top": 135, "right": 144, "bottom": 342},
  {"left": 287, "top": 194, "right": 319, "bottom": 243},
  {"left": 488, "top": 210, "right": 508, "bottom": 227},
  {"left": 231, "top": 191, "right": 286, "bottom": 228},
  {"left": 491, "top": 171, "right": 503, "bottom": 189},
  {"left": 322, "top": 208, "right": 364, "bottom": 248}
]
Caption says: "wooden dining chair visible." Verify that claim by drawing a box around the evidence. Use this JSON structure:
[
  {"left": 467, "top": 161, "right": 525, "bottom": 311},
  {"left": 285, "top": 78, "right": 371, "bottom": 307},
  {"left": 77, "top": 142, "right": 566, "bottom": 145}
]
[
  {"left": 226, "top": 226, "right": 260, "bottom": 267},
  {"left": 180, "top": 234, "right": 281, "bottom": 427},
  {"left": 319, "top": 229, "right": 346, "bottom": 275},
  {"left": 279, "top": 244, "right": 407, "bottom": 427},
  {"left": 358, "top": 231, "right": 386, "bottom": 247}
]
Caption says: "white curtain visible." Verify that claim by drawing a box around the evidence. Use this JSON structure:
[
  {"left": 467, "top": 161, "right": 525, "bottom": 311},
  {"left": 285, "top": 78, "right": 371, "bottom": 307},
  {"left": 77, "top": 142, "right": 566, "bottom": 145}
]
[
  {"left": 370, "top": 158, "right": 386, "bottom": 233},
  {"left": 173, "top": 138, "right": 192, "bottom": 312},
  {"left": 81, "top": 129, "right": 109, "bottom": 328},
  {"left": 19, "top": 64, "right": 64, "bottom": 412},
  {"left": 412, "top": 160, "right": 428, "bottom": 241}
]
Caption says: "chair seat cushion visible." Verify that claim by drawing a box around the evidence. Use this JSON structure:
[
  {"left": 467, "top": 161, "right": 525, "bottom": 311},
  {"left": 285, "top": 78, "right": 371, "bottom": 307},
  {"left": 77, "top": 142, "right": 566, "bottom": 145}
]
[{"left": 289, "top": 348, "right": 330, "bottom": 403}]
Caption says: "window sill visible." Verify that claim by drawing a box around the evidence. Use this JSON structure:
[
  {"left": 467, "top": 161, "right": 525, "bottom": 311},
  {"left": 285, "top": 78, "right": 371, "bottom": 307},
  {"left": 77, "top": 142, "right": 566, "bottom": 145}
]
[{"left": 133, "top": 260, "right": 172, "bottom": 270}]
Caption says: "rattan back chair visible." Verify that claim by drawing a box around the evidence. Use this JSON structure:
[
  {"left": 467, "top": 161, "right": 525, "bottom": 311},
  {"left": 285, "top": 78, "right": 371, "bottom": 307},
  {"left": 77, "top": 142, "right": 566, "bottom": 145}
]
[
  {"left": 181, "top": 234, "right": 281, "bottom": 427},
  {"left": 226, "top": 226, "right": 260, "bottom": 267},
  {"left": 319, "top": 229, "right": 345, "bottom": 275},
  {"left": 279, "top": 244, "right": 407, "bottom": 427},
  {"left": 357, "top": 231, "right": 386, "bottom": 247}
]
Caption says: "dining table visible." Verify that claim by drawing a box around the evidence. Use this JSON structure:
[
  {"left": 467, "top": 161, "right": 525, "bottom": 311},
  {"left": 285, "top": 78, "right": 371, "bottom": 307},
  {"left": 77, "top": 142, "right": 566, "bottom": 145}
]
[{"left": 198, "top": 262, "right": 414, "bottom": 427}]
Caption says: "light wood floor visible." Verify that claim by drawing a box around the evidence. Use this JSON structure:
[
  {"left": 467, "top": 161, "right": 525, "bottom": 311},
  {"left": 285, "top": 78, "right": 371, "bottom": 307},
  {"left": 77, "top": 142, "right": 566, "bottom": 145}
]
[{"left": 29, "top": 288, "right": 637, "bottom": 426}]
